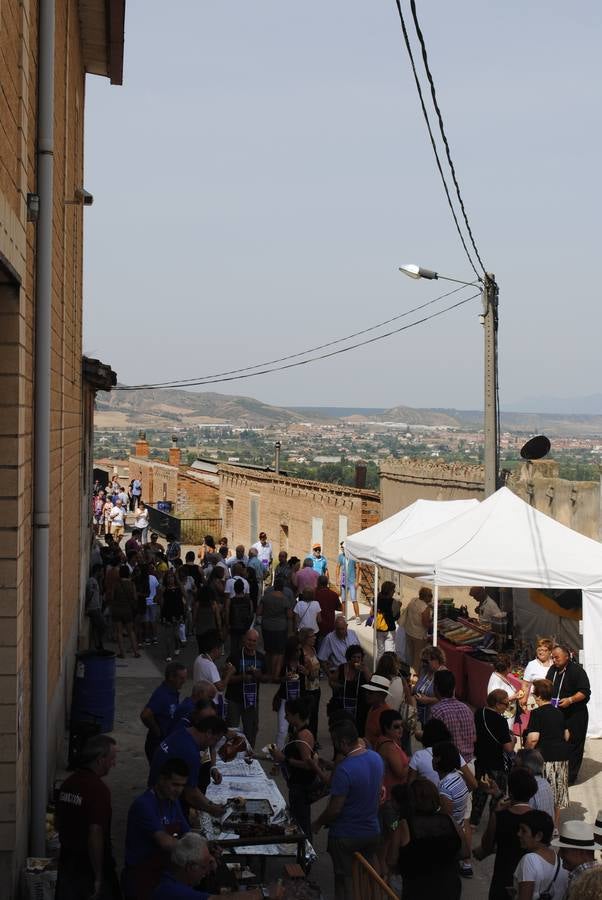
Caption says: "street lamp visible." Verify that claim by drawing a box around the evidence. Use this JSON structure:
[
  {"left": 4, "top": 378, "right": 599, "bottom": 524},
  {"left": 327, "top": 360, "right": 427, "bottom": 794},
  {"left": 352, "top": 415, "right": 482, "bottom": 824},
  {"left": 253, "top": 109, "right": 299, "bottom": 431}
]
[{"left": 399, "top": 264, "right": 500, "bottom": 497}]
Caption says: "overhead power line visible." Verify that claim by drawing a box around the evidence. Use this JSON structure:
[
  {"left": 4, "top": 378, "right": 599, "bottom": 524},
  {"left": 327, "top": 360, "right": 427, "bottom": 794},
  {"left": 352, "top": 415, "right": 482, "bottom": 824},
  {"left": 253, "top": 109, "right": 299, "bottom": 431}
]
[
  {"left": 408, "top": 0, "right": 487, "bottom": 274},
  {"left": 117, "top": 282, "right": 474, "bottom": 391},
  {"left": 116, "top": 291, "right": 481, "bottom": 392},
  {"left": 393, "top": 0, "right": 485, "bottom": 280}
]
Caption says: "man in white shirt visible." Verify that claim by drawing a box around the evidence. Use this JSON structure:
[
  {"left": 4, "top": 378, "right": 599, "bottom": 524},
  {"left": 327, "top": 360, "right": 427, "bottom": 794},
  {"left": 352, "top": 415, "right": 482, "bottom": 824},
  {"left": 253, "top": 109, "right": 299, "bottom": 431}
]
[
  {"left": 192, "top": 631, "right": 234, "bottom": 715},
  {"left": 224, "top": 563, "right": 250, "bottom": 599},
  {"left": 470, "top": 586, "right": 505, "bottom": 623},
  {"left": 252, "top": 532, "right": 272, "bottom": 569},
  {"left": 109, "top": 500, "right": 125, "bottom": 540}
]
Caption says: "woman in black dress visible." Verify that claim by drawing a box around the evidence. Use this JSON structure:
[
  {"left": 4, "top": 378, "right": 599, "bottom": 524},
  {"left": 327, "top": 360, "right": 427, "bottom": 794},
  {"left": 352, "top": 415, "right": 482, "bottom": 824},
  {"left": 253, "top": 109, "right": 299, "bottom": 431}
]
[
  {"left": 327, "top": 643, "right": 370, "bottom": 736},
  {"left": 270, "top": 697, "right": 322, "bottom": 839},
  {"left": 524, "top": 678, "right": 570, "bottom": 831},
  {"left": 388, "top": 777, "right": 464, "bottom": 900},
  {"left": 546, "top": 645, "right": 590, "bottom": 785},
  {"left": 474, "top": 766, "right": 538, "bottom": 900}
]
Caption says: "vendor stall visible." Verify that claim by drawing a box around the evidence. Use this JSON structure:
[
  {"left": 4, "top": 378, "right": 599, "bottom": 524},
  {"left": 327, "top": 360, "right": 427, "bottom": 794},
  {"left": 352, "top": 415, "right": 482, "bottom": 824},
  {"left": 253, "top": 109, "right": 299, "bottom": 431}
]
[{"left": 347, "top": 487, "right": 602, "bottom": 737}]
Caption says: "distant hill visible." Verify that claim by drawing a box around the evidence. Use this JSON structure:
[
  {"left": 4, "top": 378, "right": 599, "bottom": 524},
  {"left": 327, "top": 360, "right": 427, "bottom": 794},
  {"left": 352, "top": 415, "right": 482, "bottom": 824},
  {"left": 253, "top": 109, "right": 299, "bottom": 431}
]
[
  {"left": 94, "top": 388, "right": 602, "bottom": 436},
  {"left": 95, "top": 387, "right": 305, "bottom": 428}
]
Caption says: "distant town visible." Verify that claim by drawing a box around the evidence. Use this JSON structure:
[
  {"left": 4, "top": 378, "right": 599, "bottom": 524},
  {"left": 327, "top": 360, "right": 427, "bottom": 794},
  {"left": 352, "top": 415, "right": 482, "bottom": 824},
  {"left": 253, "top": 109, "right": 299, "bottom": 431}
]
[{"left": 94, "top": 417, "right": 602, "bottom": 489}]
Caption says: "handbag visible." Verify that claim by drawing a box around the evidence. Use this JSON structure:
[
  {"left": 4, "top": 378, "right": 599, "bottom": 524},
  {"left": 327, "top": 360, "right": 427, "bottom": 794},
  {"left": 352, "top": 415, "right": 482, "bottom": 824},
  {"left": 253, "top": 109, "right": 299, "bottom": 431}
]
[
  {"left": 399, "top": 701, "right": 418, "bottom": 735},
  {"left": 375, "top": 611, "right": 389, "bottom": 632},
  {"left": 481, "top": 708, "right": 515, "bottom": 775}
]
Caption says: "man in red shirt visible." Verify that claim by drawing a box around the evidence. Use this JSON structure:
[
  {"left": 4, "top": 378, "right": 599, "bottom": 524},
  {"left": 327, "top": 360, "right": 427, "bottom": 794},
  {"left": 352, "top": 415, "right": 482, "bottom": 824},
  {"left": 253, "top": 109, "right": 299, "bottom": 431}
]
[
  {"left": 362, "top": 675, "right": 392, "bottom": 749},
  {"left": 56, "top": 734, "right": 120, "bottom": 899},
  {"left": 315, "top": 575, "right": 342, "bottom": 649}
]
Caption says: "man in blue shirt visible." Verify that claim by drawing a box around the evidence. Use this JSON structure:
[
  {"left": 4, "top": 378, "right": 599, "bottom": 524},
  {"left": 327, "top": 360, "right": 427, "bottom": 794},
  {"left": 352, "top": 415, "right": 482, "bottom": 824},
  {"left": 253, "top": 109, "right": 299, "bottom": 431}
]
[
  {"left": 123, "top": 758, "right": 190, "bottom": 900},
  {"left": 141, "top": 662, "right": 188, "bottom": 762},
  {"left": 313, "top": 719, "right": 383, "bottom": 900},
  {"left": 336, "top": 543, "right": 360, "bottom": 622},
  {"left": 148, "top": 713, "right": 227, "bottom": 819},
  {"left": 311, "top": 543, "right": 328, "bottom": 578}
]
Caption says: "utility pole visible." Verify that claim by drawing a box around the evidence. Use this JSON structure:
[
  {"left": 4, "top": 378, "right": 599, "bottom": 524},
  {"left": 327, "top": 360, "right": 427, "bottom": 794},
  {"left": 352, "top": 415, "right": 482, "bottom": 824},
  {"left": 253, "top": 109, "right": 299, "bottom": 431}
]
[{"left": 482, "top": 272, "right": 499, "bottom": 497}]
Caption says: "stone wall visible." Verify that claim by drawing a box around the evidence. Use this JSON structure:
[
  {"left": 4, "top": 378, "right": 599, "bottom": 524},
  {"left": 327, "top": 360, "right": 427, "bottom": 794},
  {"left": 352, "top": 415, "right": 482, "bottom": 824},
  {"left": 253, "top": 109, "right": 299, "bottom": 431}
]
[
  {"left": 380, "top": 457, "right": 600, "bottom": 540},
  {"left": 218, "top": 464, "right": 380, "bottom": 575}
]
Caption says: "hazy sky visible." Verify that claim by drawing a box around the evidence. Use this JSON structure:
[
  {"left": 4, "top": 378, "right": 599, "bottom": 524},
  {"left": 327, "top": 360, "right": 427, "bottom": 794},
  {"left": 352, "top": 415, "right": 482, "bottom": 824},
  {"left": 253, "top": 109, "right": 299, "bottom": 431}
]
[{"left": 83, "top": 1, "right": 601, "bottom": 410}]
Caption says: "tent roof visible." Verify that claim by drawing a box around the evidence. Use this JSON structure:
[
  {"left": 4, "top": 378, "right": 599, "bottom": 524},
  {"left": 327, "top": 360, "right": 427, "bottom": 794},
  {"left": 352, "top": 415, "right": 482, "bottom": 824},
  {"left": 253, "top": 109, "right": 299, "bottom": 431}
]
[
  {"left": 344, "top": 497, "right": 478, "bottom": 563},
  {"left": 374, "top": 486, "right": 602, "bottom": 591}
]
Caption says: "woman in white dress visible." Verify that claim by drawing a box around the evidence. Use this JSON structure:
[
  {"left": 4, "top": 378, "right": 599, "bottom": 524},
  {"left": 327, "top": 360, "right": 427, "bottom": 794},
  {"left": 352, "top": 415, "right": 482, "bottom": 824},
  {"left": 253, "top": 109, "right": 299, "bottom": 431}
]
[
  {"left": 487, "top": 653, "right": 523, "bottom": 730},
  {"left": 521, "top": 638, "right": 554, "bottom": 709}
]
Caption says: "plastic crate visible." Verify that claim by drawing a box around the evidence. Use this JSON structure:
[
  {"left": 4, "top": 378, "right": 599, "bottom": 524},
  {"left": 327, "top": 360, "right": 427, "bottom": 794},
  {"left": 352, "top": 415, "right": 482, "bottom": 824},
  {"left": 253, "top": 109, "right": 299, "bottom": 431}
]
[{"left": 22, "top": 859, "right": 57, "bottom": 900}]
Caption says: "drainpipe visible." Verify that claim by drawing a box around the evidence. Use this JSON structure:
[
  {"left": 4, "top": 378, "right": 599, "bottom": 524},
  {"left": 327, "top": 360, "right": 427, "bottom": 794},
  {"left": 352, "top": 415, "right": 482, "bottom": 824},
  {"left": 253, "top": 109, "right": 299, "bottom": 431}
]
[{"left": 31, "top": 0, "right": 54, "bottom": 856}]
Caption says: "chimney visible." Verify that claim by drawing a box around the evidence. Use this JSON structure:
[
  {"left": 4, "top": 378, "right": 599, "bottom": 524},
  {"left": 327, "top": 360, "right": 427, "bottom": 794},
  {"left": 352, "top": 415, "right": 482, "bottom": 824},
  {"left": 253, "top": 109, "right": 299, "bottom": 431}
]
[
  {"left": 134, "top": 430, "right": 149, "bottom": 458},
  {"left": 354, "top": 463, "right": 367, "bottom": 489},
  {"left": 274, "top": 441, "right": 281, "bottom": 475},
  {"left": 168, "top": 434, "right": 182, "bottom": 467}
]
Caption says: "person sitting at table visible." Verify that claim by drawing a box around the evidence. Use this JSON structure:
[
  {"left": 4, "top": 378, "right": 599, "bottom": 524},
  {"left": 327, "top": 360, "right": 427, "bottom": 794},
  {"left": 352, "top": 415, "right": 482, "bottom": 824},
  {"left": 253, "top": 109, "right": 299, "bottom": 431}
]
[
  {"left": 123, "top": 758, "right": 190, "bottom": 900},
  {"left": 152, "top": 832, "right": 284, "bottom": 900},
  {"left": 487, "top": 654, "right": 523, "bottom": 730},
  {"left": 270, "top": 697, "right": 324, "bottom": 840},
  {"left": 413, "top": 645, "right": 447, "bottom": 727}
]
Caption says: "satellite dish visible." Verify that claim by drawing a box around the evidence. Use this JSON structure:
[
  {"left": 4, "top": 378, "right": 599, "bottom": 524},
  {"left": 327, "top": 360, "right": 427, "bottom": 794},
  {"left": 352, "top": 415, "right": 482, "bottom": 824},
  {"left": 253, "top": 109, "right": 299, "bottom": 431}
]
[{"left": 520, "top": 434, "right": 551, "bottom": 460}]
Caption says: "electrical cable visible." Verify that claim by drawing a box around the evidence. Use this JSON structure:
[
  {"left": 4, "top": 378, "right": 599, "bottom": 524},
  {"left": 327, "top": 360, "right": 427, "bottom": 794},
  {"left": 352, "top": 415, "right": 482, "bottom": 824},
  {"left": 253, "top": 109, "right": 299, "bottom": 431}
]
[
  {"left": 408, "top": 0, "right": 487, "bottom": 274},
  {"left": 116, "top": 282, "right": 474, "bottom": 391},
  {"left": 116, "top": 291, "right": 481, "bottom": 391},
  {"left": 393, "top": 0, "right": 482, "bottom": 281}
]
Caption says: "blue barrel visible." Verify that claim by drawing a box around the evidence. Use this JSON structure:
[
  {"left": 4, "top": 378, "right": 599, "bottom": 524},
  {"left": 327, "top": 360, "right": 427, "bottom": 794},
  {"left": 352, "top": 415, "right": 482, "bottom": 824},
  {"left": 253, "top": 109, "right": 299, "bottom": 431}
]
[{"left": 71, "top": 650, "right": 116, "bottom": 733}]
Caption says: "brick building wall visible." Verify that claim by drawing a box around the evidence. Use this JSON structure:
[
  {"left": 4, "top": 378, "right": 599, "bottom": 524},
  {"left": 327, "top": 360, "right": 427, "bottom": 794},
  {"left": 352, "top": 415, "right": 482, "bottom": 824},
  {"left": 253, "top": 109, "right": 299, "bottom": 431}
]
[
  {"left": 129, "top": 453, "right": 220, "bottom": 518},
  {"left": 177, "top": 473, "right": 220, "bottom": 518},
  {"left": 218, "top": 464, "right": 380, "bottom": 576},
  {"left": 0, "top": 1, "right": 124, "bottom": 888}
]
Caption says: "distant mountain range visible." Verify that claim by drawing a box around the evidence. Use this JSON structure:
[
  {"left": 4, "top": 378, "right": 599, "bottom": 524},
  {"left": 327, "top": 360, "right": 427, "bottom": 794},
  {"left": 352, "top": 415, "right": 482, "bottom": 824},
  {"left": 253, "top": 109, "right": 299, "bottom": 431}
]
[
  {"left": 504, "top": 394, "right": 602, "bottom": 415},
  {"left": 94, "top": 388, "right": 602, "bottom": 436}
]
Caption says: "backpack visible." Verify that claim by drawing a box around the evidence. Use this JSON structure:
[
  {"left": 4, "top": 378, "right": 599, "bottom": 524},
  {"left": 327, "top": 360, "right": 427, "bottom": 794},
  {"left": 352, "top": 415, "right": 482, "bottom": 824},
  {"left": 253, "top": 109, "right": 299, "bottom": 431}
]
[{"left": 230, "top": 595, "right": 253, "bottom": 633}]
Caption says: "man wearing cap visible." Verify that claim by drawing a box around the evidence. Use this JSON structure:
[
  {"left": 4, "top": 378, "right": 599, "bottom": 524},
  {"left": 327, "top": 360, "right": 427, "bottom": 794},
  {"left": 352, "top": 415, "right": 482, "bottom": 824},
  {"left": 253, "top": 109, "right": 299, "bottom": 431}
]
[
  {"left": 551, "top": 820, "right": 600, "bottom": 891},
  {"left": 362, "top": 676, "right": 393, "bottom": 749},
  {"left": 310, "top": 544, "right": 328, "bottom": 578}
]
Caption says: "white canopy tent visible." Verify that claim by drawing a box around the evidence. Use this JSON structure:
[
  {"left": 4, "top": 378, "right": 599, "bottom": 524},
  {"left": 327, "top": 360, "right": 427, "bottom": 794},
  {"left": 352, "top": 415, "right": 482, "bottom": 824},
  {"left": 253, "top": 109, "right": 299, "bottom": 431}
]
[
  {"left": 344, "top": 497, "right": 479, "bottom": 563},
  {"left": 369, "top": 487, "right": 602, "bottom": 738},
  {"left": 344, "top": 497, "right": 479, "bottom": 670}
]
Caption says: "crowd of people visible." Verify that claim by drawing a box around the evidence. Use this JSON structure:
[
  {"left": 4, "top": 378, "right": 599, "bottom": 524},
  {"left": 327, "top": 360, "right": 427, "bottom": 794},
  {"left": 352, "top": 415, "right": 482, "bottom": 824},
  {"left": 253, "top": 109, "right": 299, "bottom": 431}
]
[{"left": 62, "top": 493, "right": 600, "bottom": 899}]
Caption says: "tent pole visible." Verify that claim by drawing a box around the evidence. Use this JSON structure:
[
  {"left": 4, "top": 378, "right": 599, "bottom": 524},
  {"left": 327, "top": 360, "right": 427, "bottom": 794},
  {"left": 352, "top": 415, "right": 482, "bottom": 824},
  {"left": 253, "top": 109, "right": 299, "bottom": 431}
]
[
  {"left": 433, "top": 583, "right": 439, "bottom": 648},
  {"left": 373, "top": 565, "right": 378, "bottom": 672}
]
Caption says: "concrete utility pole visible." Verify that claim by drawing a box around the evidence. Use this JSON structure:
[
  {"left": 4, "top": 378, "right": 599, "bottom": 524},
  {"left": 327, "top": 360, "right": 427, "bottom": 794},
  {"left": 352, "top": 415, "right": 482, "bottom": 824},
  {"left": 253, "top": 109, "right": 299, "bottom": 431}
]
[
  {"left": 482, "top": 273, "right": 499, "bottom": 497},
  {"left": 398, "top": 263, "right": 501, "bottom": 497}
]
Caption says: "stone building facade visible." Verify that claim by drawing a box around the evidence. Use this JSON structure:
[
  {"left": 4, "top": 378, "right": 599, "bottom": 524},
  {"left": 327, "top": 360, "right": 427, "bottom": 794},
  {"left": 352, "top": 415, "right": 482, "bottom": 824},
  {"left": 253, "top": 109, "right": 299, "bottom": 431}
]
[
  {"left": 380, "top": 457, "right": 601, "bottom": 540},
  {"left": 0, "top": 1, "right": 124, "bottom": 888},
  {"left": 218, "top": 463, "right": 380, "bottom": 574}
]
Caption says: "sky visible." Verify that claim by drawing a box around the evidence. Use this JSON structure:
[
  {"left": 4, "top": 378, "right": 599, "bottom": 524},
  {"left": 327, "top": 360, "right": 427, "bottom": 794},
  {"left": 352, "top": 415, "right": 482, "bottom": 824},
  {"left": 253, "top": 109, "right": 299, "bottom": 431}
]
[{"left": 83, "top": 1, "right": 602, "bottom": 411}]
